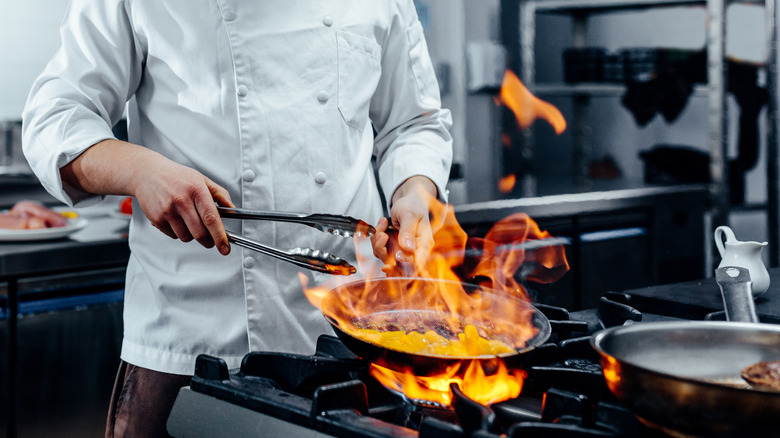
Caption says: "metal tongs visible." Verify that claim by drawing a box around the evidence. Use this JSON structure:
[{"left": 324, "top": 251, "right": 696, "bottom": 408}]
[{"left": 217, "top": 206, "right": 375, "bottom": 276}]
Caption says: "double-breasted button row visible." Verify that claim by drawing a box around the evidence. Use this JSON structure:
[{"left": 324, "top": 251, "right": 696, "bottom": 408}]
[{"left": 242, "top": 169, "right": 325, "bottom": 185}]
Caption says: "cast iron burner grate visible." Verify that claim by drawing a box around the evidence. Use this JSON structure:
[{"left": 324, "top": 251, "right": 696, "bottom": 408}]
[{"left": 167, "top": 293, "right": 678, "bottom": 438}]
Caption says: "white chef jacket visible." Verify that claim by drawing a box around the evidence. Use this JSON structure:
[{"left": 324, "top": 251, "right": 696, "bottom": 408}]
[{"left": 22, "top": 0, "right": 452, "bottom": 374}]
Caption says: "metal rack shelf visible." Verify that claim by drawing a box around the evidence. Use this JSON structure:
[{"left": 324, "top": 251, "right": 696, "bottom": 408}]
[
  {"left": 532, "top": 0, "right": 762, "bottom": 13},
  {"left": 533, "top": 83, "right": 710, "bottom": 97},
  {"left": 531, "top": 0, "right": 707, "bottom": 13}
]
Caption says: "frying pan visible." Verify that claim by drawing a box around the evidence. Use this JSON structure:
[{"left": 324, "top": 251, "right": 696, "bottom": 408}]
[
  {"left": 320, "top": 277, "right": 551, "bottom": 376},
  {"left": 591, "top": 266, "right": 780, "bottom": 437}
]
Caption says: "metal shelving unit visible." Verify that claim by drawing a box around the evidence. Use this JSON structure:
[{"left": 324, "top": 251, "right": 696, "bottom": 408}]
[{"left": 518, "top": 0, "right": 780, "bottom": 265}]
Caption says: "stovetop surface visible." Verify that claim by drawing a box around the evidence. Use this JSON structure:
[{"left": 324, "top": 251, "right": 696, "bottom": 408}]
[{"left": 623, "top": 267, "right": 780, "bottom": 323}]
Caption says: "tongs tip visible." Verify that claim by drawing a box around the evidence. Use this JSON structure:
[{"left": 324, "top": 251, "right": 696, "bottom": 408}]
[
  {"left": 290, "top": 247, "right": 357, "bottom": 276},
  {"left": 226, "top": 231, "right": 356, "bottom": 276}
]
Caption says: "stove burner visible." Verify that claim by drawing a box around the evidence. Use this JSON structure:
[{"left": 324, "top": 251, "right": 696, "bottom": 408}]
[
  {"left": 391, "top": 391, "right": 448, "bottom": 409},
  {"left": 451, "top": 383, "right": 501, "bottom": 435},
  {"left": 167, "top": 295, "right": 687, "bottom": 438}
]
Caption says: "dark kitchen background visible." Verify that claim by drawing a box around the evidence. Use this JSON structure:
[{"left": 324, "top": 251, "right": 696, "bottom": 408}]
[
  {"left": 1, "top": 0, "right": 779, "bottom": 437},
  {"left": 416, "top": 0, "right": 774, "bottom": 306}
]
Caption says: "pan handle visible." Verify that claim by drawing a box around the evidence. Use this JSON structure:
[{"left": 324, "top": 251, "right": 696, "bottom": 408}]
[{"left": 715, "top": 266, "right": 759, "bottom": 323}]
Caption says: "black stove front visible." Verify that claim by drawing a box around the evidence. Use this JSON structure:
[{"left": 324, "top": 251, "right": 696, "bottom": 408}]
[{"left": 166, "top": 293, "right": 689, "bottom": 438}]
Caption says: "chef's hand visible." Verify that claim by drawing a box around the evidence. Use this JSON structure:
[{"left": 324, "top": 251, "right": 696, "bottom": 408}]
[
  {"left": 131, "top": 152, "right": 234, "bottom": 255},
  {"left": 371, "top": 176, "right": 438, "bottom": 273},
  {"left": 60, "top": 139, "right": 234, "bottom": 255}
]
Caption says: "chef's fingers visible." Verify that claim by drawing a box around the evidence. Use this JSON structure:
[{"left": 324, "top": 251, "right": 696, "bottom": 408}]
[
  {"left": 167, "top": 214, "right": 196, "bottom": 243},
  {"left": 412, "top": 218, "right": 435, "bottom": 264},
  {"left": 370, "top": 217, "right": 389, "bottom": 255},
  {"left": 210, "top": 181, "right": 234, "bottom": 208},
  {"left": 395, "top": 205, "right": 434, "bottom": 258},
  {"left": 371, "top": 222, "right": 391, "bottom": 263},
  {"left": 171, "top": 190, "right": 218, "bottom": 250},
  {"left": 388, "top": 175, "right": 438, "bottom": 257},
  {"left": 143, "top": 194, "right": 203, "bottom": 244},
  {"left": 196, "top": 178, "right": 231, "bottom": 255},
  {"left": 393, "top": 214, "right": 416, "bottom": 255},
  {"left": 373, "top": 235, "right": 390, "bottom": 261},
  {"left": 375, "top": 216, "right": 390, "bottom": 234},
  {"left": 395, "top": 214, "right": 433, "bottom": 266}
]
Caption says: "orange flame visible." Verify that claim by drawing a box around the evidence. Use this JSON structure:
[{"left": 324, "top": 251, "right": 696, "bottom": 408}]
[
  {"left": 370, "top": 360, "right": 524, "bottom": 406},
  {"left": 498, "top": 175, "right": 516, "bottom": 194},
  {"left": 494, "top": 69, "right": 567, "bottom": 194},
  {"left": 469, "top": 212, "right": 570, "bottom": 297},
  {"left": 301, "top": 199, "right": 569, "bottom": 407},
  {"left": 496, "top": 69, "right": 566, "bottom": 134}
]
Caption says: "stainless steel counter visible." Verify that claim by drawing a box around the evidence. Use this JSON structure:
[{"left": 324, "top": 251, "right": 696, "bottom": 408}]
[
  {"left": 453, "top": 184, "right": 711, "bottom": 310},
  {"left": 625, "top": 267, "right": 780, "bottom": 324},
  {"left": 454, "top": 184, "right": 709, "bottom": 223},
  {"left": 0, "top": 198, "right": 130, "bottom": 438},
  {"left": 0, "top": 218, "right": 129, "bottom": 279}
]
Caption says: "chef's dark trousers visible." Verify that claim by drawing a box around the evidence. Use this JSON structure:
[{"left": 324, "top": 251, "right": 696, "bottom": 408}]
[{"left": 105, "top": 360, "right": 192, "bottom": 438}]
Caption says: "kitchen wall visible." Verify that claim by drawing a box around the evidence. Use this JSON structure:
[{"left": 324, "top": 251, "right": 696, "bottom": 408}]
[
  {"left": 0, "top": 0, "right": 68, "bottom": 120},
  {"left": 415, "top": 0, "right": 505, "bottom": 205}
]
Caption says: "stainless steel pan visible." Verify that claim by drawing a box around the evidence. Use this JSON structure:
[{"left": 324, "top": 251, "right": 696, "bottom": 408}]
[{"left": 592, "top": 267, "right": 780, "bottom": 437}]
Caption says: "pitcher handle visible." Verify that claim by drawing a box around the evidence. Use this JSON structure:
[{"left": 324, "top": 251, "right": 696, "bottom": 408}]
[{"left": 714, "top": 226, "right": 736, "bottom": 258}]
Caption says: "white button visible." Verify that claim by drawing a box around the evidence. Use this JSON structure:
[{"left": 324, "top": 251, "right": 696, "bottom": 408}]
[
  {"left": 242, "top": 170, "right": 256, "bottom": 182},
  {"left": 237, "top": 85, "right": 248, "bottom": 97},
  {"left": 317, "top": 91, "right": 330, "bottom": 103},
  {"left": 223, "top": 10, "right": 237, "bottom": 22},
  {"left": 322, "top": 16, "right": 333, "bottom": 27},
  {"left": 314, "top": 172, "right": 327, "bottom": 184},
  {"left": 243, "top": 257, "right": 256, "bottom": 269}
]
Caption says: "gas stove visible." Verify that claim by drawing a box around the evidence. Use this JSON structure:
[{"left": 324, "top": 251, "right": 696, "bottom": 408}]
[{"left": 166, "top": 292, "right": 694, "bottom": 438}]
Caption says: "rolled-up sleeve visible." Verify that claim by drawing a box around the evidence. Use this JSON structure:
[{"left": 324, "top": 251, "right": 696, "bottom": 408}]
[
  {"left": 370, "top": 0, "right": 453, "bottom": 210},
  {"left": 21, "top": 0, "right": 143, "bottom": 206}
]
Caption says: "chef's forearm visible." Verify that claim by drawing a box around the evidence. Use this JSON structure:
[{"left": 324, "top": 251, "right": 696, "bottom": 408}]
[{"left": 59, "top": 139, "right": 158, "bottom": 197}]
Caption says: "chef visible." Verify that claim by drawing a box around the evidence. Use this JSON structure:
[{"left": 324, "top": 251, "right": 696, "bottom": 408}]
[{"left": 21, "top": 1, "right": 452, "bottom": 437}]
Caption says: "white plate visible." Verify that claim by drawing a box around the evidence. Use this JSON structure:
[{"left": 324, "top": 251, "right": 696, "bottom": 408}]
[{"left": 0, "top": 217, "right": 89, "bottom": 242}]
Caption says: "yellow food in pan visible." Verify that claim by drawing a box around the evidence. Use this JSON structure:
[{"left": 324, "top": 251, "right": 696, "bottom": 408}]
[{"left": 353, "top": 324, "right": 515, "bottom": 357}]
